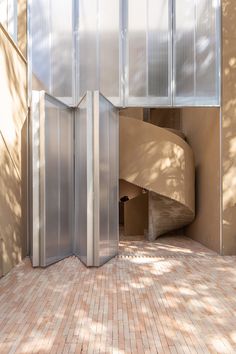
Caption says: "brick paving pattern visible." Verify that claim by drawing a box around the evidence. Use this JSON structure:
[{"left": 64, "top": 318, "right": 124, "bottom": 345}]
[{"left": 1, "top": 236, "right": 236, "bottom": 353}]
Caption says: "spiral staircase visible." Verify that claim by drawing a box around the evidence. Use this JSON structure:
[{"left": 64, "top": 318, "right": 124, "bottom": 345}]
[{"left": 119, "top": 115, "right": 195, "bottom": 241}]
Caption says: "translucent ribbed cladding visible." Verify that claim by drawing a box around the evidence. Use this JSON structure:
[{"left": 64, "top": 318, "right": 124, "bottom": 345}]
[
  {"left": 127, "top": 0, "right": 171, "bottom": 106},
  {"left": 29, "top": 0, "right": 220, "bottom": 108},
  {"left": 30, "top": 0, "right": 73, "bottom": 104},
  {"left": 174, "top": 0, "right": 220, "bottom": 106},
  {"left": 77, "top": 0, "right": 121, "bottom": 106}
]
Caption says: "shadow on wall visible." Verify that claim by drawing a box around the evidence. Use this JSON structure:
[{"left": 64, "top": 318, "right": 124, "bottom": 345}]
[
  {"left": 0, "top": 134, "right": 22, "bottom": 277},
  {"left": 0, "top": 26, "right": 28, "bottom": 276},
  {"left": 0, "top": 26, "right": 27, "bottom": 175},
  {"left": 222, "top": 0, "right": 236, "bottom": 254}
]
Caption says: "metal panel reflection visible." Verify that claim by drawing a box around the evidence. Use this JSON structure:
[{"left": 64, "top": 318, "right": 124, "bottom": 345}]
[
  {"left": 74, "top": 91, "right": 119, "bottom": 267},
  {"left": 59, "top": 109, "right": 73, "bottom": 258},
  {"left": 29, "top": 91, "right": 43, "bottom": 267},
  {"left": 74, "top": 93, "right": 94, "bottom": 266},
  {"left": 30, "top": 91, "right": 73, "bottom": 267},
  {"left": 94, "top": 92, "right": 119, "bottom": 266},
  {"left": 43, "top": 102, "right": 60, "bottom": 265},
  {"left": 43, "top": 94, "right": 73, "bottom": 266}
]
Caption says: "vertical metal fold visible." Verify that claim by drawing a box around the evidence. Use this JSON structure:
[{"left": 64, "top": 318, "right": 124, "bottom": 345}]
[
  {"left": 75, "top": 91, "right": 119, "bottom": 267},
  {"left": 93, "top": 91, "right": 100, "bottom": 266}
]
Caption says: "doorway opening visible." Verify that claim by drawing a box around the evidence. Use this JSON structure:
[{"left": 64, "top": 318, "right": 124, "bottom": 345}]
[{"left": 118, "top": 106, "right": 221, "bottom": 256}]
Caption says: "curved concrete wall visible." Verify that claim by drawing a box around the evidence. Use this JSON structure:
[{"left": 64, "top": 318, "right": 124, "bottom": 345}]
[{"left": 120, "top": 116, "right": 195, "bottom": 239}]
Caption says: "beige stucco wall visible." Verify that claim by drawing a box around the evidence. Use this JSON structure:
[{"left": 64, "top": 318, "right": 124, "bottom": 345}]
[
  {"left": 221, "top": 0, "right": 236, "bottom": 254},
  {"left": 119, "top": 179, "right": 143, "bottom": 200},
  {"left": 120, "top": 108, "right": 144, "bottom": 120},
  {"left": 124, "top": 193, "right": 148, "bottom": 236},
  {"left": 150, "top": 109, "right": 181, "bottom": 130},
  {"left": 180, "top": 108, "right": 221, "bottom": 253},
  {"left": 0, "top": 26, "right": 27, "bottom": 174},
  {"left": 0, "top": 25, "right": 28, "bottom": 276}
]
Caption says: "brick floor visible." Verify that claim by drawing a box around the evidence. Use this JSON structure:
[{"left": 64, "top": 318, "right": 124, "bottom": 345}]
[{"left": 1, "top": 236, "right": 236, "bottom": 353}]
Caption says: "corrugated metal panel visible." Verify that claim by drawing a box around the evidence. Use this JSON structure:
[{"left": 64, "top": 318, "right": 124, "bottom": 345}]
[
  {"left": 94, "top": 92, "right": 119, "bottom": 266},
  {"left": 30, "top": 92, "right": 73, "bottom": 267}
]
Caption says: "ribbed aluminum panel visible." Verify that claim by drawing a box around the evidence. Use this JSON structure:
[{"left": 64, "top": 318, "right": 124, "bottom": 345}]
[
  {"left": 44, "top": 104, "right": 60, "bottom": 264},
  {"left": 107, "top": 98, "right": 119, "bottom": 258},
  {"left": 74, "top": 93, "right": 94, "bottom": 266},
  {"left": 94, "top": 92, "right": 119, "bottom": 266},
  {"left": 42, "top": 95, "right": 73, "bottom": 266},
  {"left": 59, "top": 109, "right": 73, "bottom": 258},
  {"left": 95, "top": 94, "right": 110, "bottom": 264},
  {"left": 30, "top": 92, "right": 73, "bottom": 267},
  {"left": 29, "top": 91, "right": 43, "bottom": 267}
]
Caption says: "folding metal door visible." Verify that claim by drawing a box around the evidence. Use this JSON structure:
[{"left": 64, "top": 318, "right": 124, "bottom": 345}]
[
  {"left": 30, "top": 91, "right": 73, "bottom": 267},
  {"left": 30, "top": 90, "right": 118, "bottom": 268},
  {"left": 74, "top": 91, "right": 119, "bottom": 267}
]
